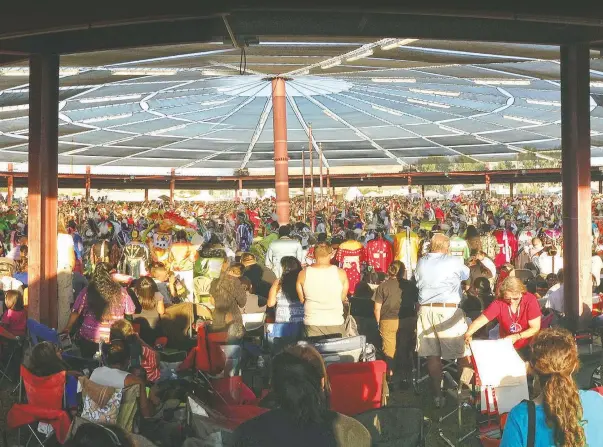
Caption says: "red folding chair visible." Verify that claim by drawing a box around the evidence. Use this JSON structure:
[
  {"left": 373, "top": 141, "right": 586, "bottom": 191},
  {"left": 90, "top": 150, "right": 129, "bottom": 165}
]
[
  {"left": 180, "top": 321, "right": 229, "bottom": 376},
  {"left": 327, "top": 360, "right": 388, "bottom": 416},
  {"left": 7, "top": 366, "right": 71, "bottom": 445}
]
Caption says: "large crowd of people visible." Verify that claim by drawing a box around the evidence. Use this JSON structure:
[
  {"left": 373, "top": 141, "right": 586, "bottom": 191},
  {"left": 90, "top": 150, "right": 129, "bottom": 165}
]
[{"left": 1, "top": 190, "right": 603, "bottom": 445}]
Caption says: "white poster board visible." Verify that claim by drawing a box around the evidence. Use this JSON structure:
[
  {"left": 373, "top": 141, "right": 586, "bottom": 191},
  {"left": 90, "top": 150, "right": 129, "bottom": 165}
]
[{"left": 470, "top": 339, "right": 529, "bottom": 414}]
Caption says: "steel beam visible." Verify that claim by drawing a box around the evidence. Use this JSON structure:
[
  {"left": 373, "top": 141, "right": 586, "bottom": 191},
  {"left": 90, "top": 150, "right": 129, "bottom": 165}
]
[
  {"left": 561, "top": 43, "right": 592, "bottom": 331},
  {"left": 28, "top": 54, "right": 59, "bottom": 328}
]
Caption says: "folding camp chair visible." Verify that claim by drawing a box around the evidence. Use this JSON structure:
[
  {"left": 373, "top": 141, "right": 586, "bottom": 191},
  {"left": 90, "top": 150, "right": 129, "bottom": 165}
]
[
  {"left": 309, "top": 335, "right": 368, "bottom": 365},
  {"left": 7, "top": 366, "right": 70, "bottom": 446},
  {"left": 327, "top": 360, "right": 388, "bottom": 416},
  {"left": 242, "top": 312, "right": 266, "bottom": 333},
  {"left": 0, "top": 334, "right": 23, "bottom": 387},
  {"left": 27, "top": 319, "right": 100, "bottom": 370}
]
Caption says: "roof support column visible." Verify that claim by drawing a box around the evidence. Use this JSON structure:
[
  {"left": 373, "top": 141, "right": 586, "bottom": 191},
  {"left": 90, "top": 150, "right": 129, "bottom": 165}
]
[
  {"left": 85, "top": 166, "right": 91, "bottom": 201},
  {"left": 599, "top": 180, "right": 602, "bottom": 194},
  {"left": 144, "top": 188, "right": 149, "bottom": 202},
  {"left": 509, "top": 182, "right": 514, "bottom": 199},
  {"left": 7, "top": 163, "right": 13, "bottom": 206},
  {"left": 272, "top": 77, "right": 290, "bottom": 225},
  {"left": 28, "top": 54, "right": 59, "bottom": 327},
  {"left": 421, "top": 184, "right": 425, "bottom": 200},
  {"left": 485, "top": 174, "right": 491, "bottom": 194},
  {"left": 170, "top": 168, "right": 175, "bottom": 205},
  {"left": 561, "top": 43, "right": 592, "bottom": 331}
]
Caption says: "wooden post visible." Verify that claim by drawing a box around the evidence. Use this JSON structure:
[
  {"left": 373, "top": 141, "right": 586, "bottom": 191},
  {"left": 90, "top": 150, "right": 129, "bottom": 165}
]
[
  {"left": 28, "top": 54, "right": 59, "bottom": 327},
  {"left": 302, "top": 150, "right": 307, "bottom": 221},
  {"left": 561, "top": 43, "right": 592, "bottom": 330},
  {"left": 309, "top": 124, "right": 315, "bottom": 227},
  {"left": 170, "top": 168, "right": 175, "bottom": 204},
  {"left": 318, "top": 142, "right": 324, "bottom": 200},
  {"left": 509, "top": 182, "right": 514, "bottom": 199},
  {"left": 144, "top": 188, "right": 149, "bottom": 201},
  {"left": 272, "top": 77, "right": 290, "bottom": 224},
  {"left": 85, "top": 165, "right": 91, "bottom": 201},
  {"left": 6, "top": 163, "right": 13, "bottom": 206}
]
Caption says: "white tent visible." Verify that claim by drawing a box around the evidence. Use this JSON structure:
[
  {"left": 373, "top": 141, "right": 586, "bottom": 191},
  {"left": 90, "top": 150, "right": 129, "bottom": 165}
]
[
  {"left": 424, "top": 190, "right": 444, "bottom": 199},
  {"left": 345, "top": 186, "right": 364, "bottom": 201},
  {"left": 365, "top": 191, "right": 381, "bottom": 197}
]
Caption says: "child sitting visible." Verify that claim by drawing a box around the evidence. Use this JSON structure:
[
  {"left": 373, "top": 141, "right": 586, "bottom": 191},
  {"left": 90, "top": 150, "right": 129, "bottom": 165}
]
[{"left": 1, "top": 289, "right": 26, "bottom": 338}]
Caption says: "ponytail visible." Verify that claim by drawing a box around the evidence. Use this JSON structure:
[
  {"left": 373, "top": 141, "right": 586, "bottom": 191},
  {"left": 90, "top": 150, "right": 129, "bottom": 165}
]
[{"left": 531, "top": 328, "right": 585, "bottom": 447}]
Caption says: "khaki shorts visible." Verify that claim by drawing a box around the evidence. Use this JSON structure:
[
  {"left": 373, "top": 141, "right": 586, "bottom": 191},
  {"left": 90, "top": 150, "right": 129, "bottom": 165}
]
[{"left": 416, "top": 306, "right": 469, "bottom": 360}]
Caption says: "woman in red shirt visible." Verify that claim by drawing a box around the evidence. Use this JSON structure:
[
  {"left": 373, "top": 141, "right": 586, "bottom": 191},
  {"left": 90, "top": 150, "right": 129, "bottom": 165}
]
[{"left": 464, "top": 277, "right": 541, "bottom": 359}]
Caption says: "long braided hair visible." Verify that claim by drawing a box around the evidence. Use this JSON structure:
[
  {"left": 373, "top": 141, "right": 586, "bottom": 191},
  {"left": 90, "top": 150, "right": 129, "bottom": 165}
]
[
  {"left": 530, "top": 328, "right": 585, "bottom": 447},
  {"left": 86, "top": 262, "right": 123, "bottom": 321}
]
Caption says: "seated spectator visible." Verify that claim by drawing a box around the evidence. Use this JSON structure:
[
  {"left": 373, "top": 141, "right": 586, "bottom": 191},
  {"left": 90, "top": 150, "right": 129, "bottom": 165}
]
[
  {"left": 233, "top": 344, "right": 371, "bottom": 447},
  {"left": 296, "top": 244, "right": 349, "bottom": 339},
  {"left": 65, "top": 423, "right": 135, "bottom": 447},
  {"left": 209, "top": 263, "right": 247, "bottom": 340},
  {"left": 462, "top": 276, "right": 495, "bottom": 316},
  {"left": 1, "top": 289, "right": 26, "bottom": 337},
  {"left": 151, "top": 263, "right": 177, "bottom": 306},
  {"left": 90, "top": 340, "right": 157, "bottom": 418},
  {"left": 240, "top": 277, "right": 267, "bottom": 314},
  {"left": 62, "top": 263, "right": 135, "bottom": 358},
  {"left": 13, "top": 245, "right": 28, "bottom": 286},
  {"left": 23, "top": 341, "right": 75, "bottom": 377},
  {"left": 110, "top": 320, "right": 161, "bottom": 383},
  {"left": 267, "top": 257, "right": 304, "bottom": 324},
  {"left": 495, "top": 263, "right": 515, "bottom": 297},
  {"left": 465, "top": 277, "right": 541, "bottom": 359},
  {"left": 131, "top": 277, "right": 165, "bottom": 346},
  {"left": 542, "top": 269, "right": 564, "bottom": 315},
  {"left": 241, "top": 252, "right": 276, "bottom": 300},
  {"left": 501, "top": 328, "right": 603, "bottom": 447}
]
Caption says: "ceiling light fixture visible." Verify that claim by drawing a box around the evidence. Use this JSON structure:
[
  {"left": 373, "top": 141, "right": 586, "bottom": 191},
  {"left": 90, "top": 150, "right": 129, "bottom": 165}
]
[
  {"left": 409, "top": 88, "right": 460, "bottom": 97},
  {"left": 372, "top": 104, "right": 404, "bottom": 116},
  {"left": 503, "top": 115, "right": 543, "bottom": 125},
  {"left": 111, "top": 69, "right": 178, "bottom": 76},
  {"left": 0, "top": 104, "right": 28, "bottom": 112},
  {"left": 323, "top": 110, "right": 341, "bottom": 121},
  {"left": 380, "top": 38, "right": 418, "bottom": 50},
  {"left": 320, "top": 59, "right": 342, "bottom": 70},
  {"left": 346, "top": 49, "right": 374, "bottom": 62},
  {"left": 80, "top": 94, "right": 143, "bottom": 104},
  {"left": 371, "top": 78, "right": 416, "bottom": 83},
  {"left": 407, "top": 98, "right": 450, "bottom": 109},
  {"left": 79, "top": 113, "right": 133, "bottom": 124},
  {"left": 1, "top": 68, "right": 80, "bottom": 77},
  {"left": 149, "top": 124, "right": 187, "bottom": 135},
  {"left": 474, "top": 79, "right": 531, "bottom": 86},
  {"left": 526, "top": 99, "right": 561, "bottom": 106},
  {"left": 201, "top": 99, "right": 231, "bottom": 106}
]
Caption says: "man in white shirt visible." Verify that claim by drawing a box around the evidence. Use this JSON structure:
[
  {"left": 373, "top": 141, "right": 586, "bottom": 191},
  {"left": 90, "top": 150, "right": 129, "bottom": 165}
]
[
  {"left": 415, "top": 233, "right": 470, "bottom": 408},
  {"left": 537, "top": 246, "right": 563, "bottom": 277},
  {"left": 543, "top": 269, "right": 565, "bottom": 315}
]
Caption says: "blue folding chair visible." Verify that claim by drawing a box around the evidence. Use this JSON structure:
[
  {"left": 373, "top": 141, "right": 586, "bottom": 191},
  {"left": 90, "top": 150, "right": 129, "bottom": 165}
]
[{"left": 26, "top": 319, "right": 99, "bottom": 370}]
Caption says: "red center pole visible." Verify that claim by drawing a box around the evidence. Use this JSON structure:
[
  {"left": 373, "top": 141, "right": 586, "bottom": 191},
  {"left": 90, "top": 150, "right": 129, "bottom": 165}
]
[{"left": 272, "top": 77, "right": 290, "bottom": 225}]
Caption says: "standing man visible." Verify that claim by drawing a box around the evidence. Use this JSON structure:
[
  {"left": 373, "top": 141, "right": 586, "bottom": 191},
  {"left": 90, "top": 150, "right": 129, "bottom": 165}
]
[
  {"left": 414, "top": 233, "right": 470, "bottom": 408},
  {"left": 393, "top": 219, "right": 420, "bottom": 280},
  {"left": 236, "top": 212, "right": 254, "bottom": 253},
  {"left": 265, "top": 225, "right": 303, "bottom": 278},
  {"left": 364, "top": 228, "right": 394, "bottom": 274}
]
